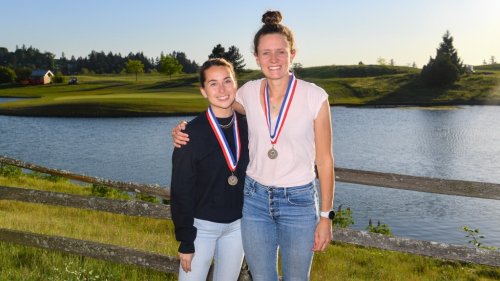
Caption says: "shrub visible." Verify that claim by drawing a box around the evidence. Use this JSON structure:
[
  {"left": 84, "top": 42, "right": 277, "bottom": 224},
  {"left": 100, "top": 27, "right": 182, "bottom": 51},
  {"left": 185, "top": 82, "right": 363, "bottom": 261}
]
[
  {"left": 91, "top": 184, "right": 129, "bottom": 199},
  {"left": 15, "top": 67, "right": 33, "bottom": 82},
  {"left": 463, "top": 226, "right": 498, "bottom": 250},
  {"left": 135, "top": 193, "right": 160, "bottom": 203},
  {"left": 0, "top": 66, "right": 16, "bottom": 83},
  {"left": 0, "top": 164, "right": 22, "bottom": 178},
  {"left": 333, "top": 205, "right": 355, "bottom": 228},
  {"left": 52, "top": 72, "right": 66, "bottom": 83},
  {"left": 366, "top": 219, "right": 393, "bottom": 236}
]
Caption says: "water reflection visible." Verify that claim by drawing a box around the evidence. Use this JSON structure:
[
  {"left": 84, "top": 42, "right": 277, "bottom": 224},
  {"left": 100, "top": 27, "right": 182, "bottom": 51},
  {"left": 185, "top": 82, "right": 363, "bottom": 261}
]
[{"left": 0, "top": 97, "right": 31, "bottom": 103}]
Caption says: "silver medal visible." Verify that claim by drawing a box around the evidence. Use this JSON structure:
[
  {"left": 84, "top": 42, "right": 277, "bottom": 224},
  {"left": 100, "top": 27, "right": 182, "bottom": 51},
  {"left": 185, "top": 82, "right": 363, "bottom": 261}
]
[
  {"left": 268, "top": 147, "right": 278, "bottom": 159},
  {"left": 228, "top": 175, "right": 238, "bottom": 186}
]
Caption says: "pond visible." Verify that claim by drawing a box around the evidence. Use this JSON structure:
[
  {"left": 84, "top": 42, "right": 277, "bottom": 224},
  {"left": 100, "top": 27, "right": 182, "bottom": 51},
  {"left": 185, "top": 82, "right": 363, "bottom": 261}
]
[{"left": 1, "top": 105, "right": 499, "bottom": 246}]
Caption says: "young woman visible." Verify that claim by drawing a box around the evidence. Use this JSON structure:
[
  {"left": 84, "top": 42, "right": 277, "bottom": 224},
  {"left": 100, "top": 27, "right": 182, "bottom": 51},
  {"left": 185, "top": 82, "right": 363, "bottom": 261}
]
[
  {"left": 173, "top": 11, "right": 335, "bottom": 281},
  {"left": 170, "top": 58, "right": 249, "bottom": 281}
]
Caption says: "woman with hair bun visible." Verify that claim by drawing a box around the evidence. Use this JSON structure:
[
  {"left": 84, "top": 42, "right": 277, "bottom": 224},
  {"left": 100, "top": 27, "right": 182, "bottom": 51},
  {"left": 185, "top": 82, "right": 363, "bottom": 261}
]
[{"left": 173, "top": 10, "right": 335, "bottom": 281}]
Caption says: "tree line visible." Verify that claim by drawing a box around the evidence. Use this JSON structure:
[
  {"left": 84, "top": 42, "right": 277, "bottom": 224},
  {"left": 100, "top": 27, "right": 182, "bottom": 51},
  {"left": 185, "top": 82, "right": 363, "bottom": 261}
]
[{"left": 0, "top": 44, "right": 246, "bottom": 83}]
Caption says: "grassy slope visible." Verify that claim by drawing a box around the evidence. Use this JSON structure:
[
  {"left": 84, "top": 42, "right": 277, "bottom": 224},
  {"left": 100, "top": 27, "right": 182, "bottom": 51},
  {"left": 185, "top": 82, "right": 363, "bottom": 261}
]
[
  {"left": 0, "top": 66, "right": 499, "bottom": 117},
  {"left": 1, "top": 173, "right": 500, "bottom": 280}
]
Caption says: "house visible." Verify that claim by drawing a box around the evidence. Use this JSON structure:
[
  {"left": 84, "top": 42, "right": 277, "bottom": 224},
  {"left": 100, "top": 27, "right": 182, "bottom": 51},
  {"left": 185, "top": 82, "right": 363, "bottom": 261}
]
[
  {"left": 29, "top": 70, "right": 54, "bottom": 85},
  {"left": 464, "top": 64, "right": 475, "bottom": 74}
]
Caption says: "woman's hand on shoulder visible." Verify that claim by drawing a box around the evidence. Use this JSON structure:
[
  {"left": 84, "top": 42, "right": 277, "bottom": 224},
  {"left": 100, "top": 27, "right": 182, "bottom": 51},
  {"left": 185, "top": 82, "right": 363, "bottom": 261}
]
[{"left": 171, "top": 121, "right": 190, "bottom": 148}]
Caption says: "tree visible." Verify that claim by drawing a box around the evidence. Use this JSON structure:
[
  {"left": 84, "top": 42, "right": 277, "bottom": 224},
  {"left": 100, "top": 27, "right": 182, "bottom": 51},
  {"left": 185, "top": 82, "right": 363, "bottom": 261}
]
[
  {"left": 208, "top": 44, "right": 246, "bottom": 73},
  {"left": 436, "top": 30, "right": 464, "bottom": 73},
  {"left": 292, "top": 62, "right": 303, "bottom": 77},
  {"left": 15, "top": 66, "right": 33, "bottom": 82},
  {"left": 224, "top": 46, "right": 246, "bottom": 73},
  {"left": 125, "top": 59, "right": 144, "bottom": 82},
  {"left": 420, "top": 30, "right": 463, "bottom": 87},
  {"left": 377, "top": 57, "right": 387, "bottom": 65},
  {"left": 170, "top": 51, "right": 199, "bottom": 74},
  {"left": 0, "top": 66, "right": 16, "bottom": 83},
  {"left": 159, "top": 55, "right": 183, "bottom": 79},
  {"left": 490, "top": 56, "right": 497, "bottom": 65},
  {"left": 208, "top": 44, "right": 226, "bottom": 60}
]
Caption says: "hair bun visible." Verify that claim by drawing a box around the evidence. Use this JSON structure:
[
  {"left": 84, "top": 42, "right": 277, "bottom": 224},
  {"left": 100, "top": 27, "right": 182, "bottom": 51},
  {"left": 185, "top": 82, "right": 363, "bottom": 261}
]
[{"left": 262, "top": 10, "right": 282, "bottom": 25}]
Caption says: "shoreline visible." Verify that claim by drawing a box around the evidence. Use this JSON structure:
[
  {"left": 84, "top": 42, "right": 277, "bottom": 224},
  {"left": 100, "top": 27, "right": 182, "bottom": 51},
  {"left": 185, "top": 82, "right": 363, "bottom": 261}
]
[{"left": 1, "top": 101, "right": 499, "bottom": 118}]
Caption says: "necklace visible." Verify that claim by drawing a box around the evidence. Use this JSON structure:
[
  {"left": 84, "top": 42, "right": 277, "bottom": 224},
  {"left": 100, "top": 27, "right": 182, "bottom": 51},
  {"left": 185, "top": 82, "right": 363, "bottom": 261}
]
[{"left": 219, "top": 115, "right": 234, "bottom": 129}]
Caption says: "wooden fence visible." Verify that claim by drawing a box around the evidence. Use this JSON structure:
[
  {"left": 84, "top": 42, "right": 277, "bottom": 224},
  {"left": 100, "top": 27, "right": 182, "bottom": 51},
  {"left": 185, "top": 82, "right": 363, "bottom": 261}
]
[{"left": 1, "top": 155, "right": 499, "bottom": 280}]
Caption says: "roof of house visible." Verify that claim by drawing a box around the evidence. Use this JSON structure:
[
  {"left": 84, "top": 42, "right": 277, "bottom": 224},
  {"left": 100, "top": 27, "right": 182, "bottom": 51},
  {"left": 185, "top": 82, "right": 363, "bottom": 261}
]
[{"left": 31, "top": 70, "right": 54, "bottom": 77}]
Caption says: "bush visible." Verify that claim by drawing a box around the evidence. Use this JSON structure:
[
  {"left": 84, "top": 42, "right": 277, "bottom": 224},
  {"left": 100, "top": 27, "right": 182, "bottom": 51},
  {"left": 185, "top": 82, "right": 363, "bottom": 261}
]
[
  {"left": 366, "top": 219, "right": 393, "bottom": 236},
  {"left": 52, "top": 72, "right": 65, "bottom": 83},
  {"left": 0, "top": 164, "right": 22, "bottom": 178},
  {"left": 333, "top": 205, "right": 355, "bottom": 228},
  {"left": 135, "top": 193, "right": 160, "bottom": 203},
  {"left": 15, "top": 67, "right": 33, "bottom": 82},
  {"left": 0, "top": 66, "right": 16, "bottom": 83},
  {"left": 91, "top": 184, "right": 129, "bottom": 199}
]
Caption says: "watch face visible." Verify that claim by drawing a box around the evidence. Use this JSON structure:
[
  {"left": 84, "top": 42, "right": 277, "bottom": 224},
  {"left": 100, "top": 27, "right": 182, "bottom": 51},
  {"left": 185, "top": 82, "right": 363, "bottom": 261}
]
[{"left": 329, "top": 211, "right": 335, "bottom": 220}]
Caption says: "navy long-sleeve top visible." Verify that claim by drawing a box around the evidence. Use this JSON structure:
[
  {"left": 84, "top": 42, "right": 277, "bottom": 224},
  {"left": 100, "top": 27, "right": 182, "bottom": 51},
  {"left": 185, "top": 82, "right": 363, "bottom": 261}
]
[{"left": 170, "top": 111, "right": 249, "bottom": 254}]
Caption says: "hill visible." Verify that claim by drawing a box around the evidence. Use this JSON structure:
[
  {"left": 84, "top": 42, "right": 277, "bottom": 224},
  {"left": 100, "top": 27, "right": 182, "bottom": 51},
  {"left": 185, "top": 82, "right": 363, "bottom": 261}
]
[{"left": 0, "top": 65, "right": 499, "bottom": 117}]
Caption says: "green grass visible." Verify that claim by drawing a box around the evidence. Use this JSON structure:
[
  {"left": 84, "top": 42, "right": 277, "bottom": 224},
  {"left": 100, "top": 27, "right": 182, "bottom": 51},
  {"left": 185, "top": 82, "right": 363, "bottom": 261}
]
[
  {"left": 0, "top": 242, "right": 176, "bottom": 281},
  {"left": 1, "top": 65, "right": 499, "bottom": 117},
  {"left": 1, "top": 172, "right": 500, "bottom": 280}
]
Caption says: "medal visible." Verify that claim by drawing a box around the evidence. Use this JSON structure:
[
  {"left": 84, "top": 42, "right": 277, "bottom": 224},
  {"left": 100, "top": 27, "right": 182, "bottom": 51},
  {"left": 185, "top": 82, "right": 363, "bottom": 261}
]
[
  {"left": 268, "top": 147, "right": 278, "bottom": 159},
  {"left": 228, "top": 174, "right": 238, "bottom": 186},
  {"left": 206, "top": 107, "right": 241, "bottom": 187},
  {"left": 263, "top": 73, "right": 297, "bottom": 160}
]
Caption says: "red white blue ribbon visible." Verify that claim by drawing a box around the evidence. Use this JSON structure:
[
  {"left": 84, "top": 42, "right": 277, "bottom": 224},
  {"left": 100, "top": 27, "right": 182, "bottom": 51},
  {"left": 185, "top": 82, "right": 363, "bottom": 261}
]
[
  {"left": 263, "top": 73, "right": 297, "bottom": 144},
  {"left": 206, "top": 107, "right": 241, "bottom": 172}
]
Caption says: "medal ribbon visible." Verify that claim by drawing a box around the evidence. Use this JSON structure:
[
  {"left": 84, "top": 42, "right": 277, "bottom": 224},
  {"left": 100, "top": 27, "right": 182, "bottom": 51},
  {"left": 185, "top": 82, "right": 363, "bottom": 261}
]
[
  {"left": 263, "top": 73, "right": 297, "bottom": 144},
  {"left": 206, "top": 107, "right": 241, "bottom": 172}
]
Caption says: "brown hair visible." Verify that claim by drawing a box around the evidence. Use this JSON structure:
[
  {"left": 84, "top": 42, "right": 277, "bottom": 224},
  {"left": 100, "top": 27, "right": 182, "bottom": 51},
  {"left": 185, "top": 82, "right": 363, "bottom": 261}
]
[
  {"left": 198, "top": 58, "right": 236, "bottom": 87},
  {"left": 253, "top": 10, "right": 295, "bottom": 54}
]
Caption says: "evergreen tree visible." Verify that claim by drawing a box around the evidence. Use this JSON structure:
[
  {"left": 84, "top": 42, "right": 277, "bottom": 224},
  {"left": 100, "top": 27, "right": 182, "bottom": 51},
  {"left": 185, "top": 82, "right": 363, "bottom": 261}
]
[
  {"left": 421, "top": 30, "right": 463, "bottom": 87},
  {"left": 225, "top": 46, "right": 246, "bottom": 73},
  {"left": 208, "top": 44, "right": 246, "bottom": 73},
  {"left": 208, "top": 44, "right": 226, "bottom": 60},
  {"left": 436, "top": 31, "right": 464, "bottom": 74},
  {"left": 171, "top": 51, "right": 199, "bottom": 74}
]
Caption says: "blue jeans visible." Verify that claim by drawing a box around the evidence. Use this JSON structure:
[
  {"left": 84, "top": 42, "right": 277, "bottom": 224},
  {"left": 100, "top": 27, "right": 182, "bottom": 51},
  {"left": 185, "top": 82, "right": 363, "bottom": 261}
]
[
  {"left": 241, "top": 176, "right": 319, "bottom": 281},
  {"left": 178, "top": 219, "right": 244, "bottom": 281}
]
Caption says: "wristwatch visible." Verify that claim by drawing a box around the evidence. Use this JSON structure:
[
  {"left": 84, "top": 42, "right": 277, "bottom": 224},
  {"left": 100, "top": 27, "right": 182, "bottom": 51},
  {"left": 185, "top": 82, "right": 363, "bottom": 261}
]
[{"left": 320, "top": 210, "right": 335, "bottom": 220}]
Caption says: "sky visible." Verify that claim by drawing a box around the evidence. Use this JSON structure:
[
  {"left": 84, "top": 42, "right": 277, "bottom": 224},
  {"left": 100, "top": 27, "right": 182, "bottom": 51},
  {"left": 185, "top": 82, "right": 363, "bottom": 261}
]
[{"left": 1, "top": 0, "right": 499, "bottom": 70}]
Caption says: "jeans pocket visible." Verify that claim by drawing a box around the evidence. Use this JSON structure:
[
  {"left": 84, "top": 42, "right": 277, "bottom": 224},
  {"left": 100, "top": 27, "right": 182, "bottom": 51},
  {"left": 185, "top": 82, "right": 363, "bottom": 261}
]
[
  {"left": 243, "top": 179, "right": 255, "bottom": 197},
  {"left": 286, "top": 187, "right": 315, "bottom": 206}
]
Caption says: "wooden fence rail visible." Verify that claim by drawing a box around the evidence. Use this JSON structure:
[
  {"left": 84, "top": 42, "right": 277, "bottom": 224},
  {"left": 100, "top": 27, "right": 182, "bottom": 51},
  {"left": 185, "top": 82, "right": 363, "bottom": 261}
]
[
  {"left": 0, "top": 185, "right": 171, "bottom": 219},
  {"left": 0, "top": 155, "right": 170, "bottom": 199},
  {"left": 335, "top": 167, "right": 500, "bottom": 200},
  {"left": 0, "top": 228, "right": 180, "bottom": 274},
  {"left": 2, "top": 155, "right": 500, "bottom": 200},
  {"left": 1, "top": 184, "right": 499, "bottom": 268},
  {"left": 1, "top": 155, "right": 499, "bottom": 279}
]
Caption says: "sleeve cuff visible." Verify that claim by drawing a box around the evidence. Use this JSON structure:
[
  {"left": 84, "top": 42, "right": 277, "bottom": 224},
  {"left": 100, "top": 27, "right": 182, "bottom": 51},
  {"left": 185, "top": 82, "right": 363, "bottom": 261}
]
[{"left": 178, "top": 242, "right": 195, "bottom": 254}]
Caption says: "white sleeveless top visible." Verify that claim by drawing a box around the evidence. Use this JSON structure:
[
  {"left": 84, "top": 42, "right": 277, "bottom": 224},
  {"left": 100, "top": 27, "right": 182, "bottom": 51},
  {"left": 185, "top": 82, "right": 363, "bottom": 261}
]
[{"left": 236, "top": 78, "right": 328, "bottom": 187}]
